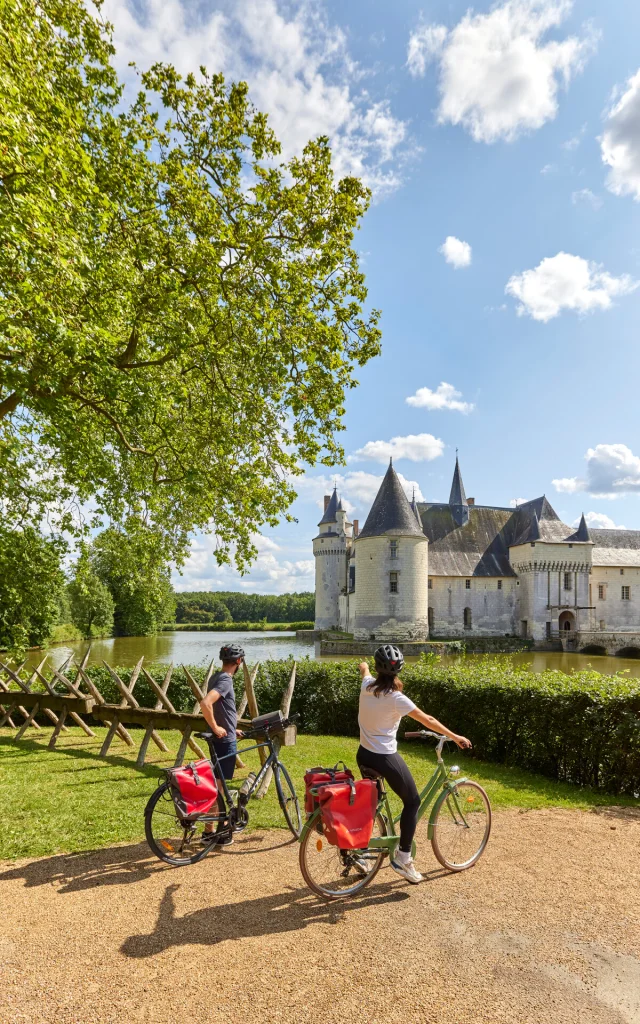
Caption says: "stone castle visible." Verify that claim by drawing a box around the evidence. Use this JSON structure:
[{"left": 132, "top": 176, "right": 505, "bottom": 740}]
[{"left": 313, "top": 458, "right": 640, "bottom": 643}]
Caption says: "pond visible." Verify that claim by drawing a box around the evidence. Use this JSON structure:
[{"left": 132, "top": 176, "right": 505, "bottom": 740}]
[{"left": 15, "top": 630, "right": 640, "bottom": 678}]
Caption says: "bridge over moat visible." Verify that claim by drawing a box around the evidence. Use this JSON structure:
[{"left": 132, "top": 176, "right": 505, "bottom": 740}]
[{"left": 561, "top": 630, "right": 640, "bottom": 657}]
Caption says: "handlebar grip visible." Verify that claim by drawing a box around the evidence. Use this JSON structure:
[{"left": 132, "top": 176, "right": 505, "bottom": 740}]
[{"left": 403, "top": 731, "right": 426, "bottom": 739}]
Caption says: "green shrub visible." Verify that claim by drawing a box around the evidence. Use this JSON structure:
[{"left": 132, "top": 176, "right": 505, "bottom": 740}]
[{"left": 78, "top": 655, "right": 640, "bottom": 795}]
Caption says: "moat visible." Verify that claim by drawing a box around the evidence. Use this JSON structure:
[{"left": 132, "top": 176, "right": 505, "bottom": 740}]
[{"left": 17, "top": 629, "right": 640, "bottom": 678}]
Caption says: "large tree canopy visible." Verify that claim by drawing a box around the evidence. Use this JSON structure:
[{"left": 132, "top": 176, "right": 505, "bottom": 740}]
[{"left": 0, "top": 0, "right": 381, "bottom": 566}]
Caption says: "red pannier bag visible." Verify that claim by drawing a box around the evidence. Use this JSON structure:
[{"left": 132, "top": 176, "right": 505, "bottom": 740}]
[
  {"left": 317, "top": 778, "right": 378, "bottom": 850},
  {"left": 166, "top": 759, "right": 218, "bottom": 818},
  {"left": 304, "top": 763, "right": 354, "bottom": 814}
]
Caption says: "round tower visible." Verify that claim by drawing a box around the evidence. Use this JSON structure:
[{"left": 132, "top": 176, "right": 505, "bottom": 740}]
[
  {"left": 353, "top": 461, "right": 428, "bottom": 641},
  {"left": 313, "top": 487, "right": 350, "bottom": 630}
]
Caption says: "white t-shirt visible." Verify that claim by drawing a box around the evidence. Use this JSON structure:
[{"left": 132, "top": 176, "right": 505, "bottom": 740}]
[{"left": 358, "top": 676, "right": 416, "bottom": 755}]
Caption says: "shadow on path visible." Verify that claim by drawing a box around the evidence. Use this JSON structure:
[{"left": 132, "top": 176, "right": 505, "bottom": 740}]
[{"left": 122, "top": 880, "right": 410, "bottom": 957}]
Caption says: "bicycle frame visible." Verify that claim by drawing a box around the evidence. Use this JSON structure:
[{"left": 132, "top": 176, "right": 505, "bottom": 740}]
[{"left": 189, "top": 734, "right": 281, "bottom": 824}]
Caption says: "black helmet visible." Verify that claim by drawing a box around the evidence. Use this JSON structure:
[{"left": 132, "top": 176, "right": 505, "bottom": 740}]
[
  {"left": 374, "top": 644, "right": 404, "bottom": 674},
  {"left": 220, "top": 643, "right": 245, "bottom": 663}
]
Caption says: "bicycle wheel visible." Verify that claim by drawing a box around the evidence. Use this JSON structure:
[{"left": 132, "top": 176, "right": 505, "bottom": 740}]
[
  {"left": 274, "top": 762, "right": 302, "bottom": 839},
  {"left": 431, "top": 780, "right": 491, "bottom": 871},
  {"left": 299, "top": 810, "right": 387, "bottom": 900},
  {"left": 144, "top": 782, "right": 211, "bottom": 866}
]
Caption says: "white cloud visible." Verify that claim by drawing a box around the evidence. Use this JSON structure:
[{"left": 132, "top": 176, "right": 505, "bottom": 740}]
[
  {"left": 406, "top": 382, "right": 474, "bottom": 414},
  {"left": 103, "top": 0, "right": 410, "bottom": 198},
  {"left": 505, "top": 252, "right": 638, "bottom": 321},
  {"left": 571, "top": 188, "right": 603, "bottom": 210},
  {"left": 553, "top": 444, "right": 640, "bottom": 498},
  {"left": 600, "top": 68, "right": 640, "bottom": 201},
  {"left": 509, "top": 497, "right": 529, "bottom": 507},
  {"left": 406, "top": 23, "right": 448, "bottom": 77},
  {"left": 291, "top": 470, "right": 424, "bottom": 513},
  {"left": 407, "top": 1, "right": 595, "bottom": 144},
  {"left": 573, "top": 512, "right": 626, "bottom": 530},
  {"left": 439, "top": 236, "right": 472, "bottom": 269},
  {"left": 541, "top": 163, "right": 558, "bottom": 174},
  {"left": 351, "top": 433, "right": 445, "bottom": 464},
  {"left": 174, "top": 534, "right": 315, "bottom": 594}
]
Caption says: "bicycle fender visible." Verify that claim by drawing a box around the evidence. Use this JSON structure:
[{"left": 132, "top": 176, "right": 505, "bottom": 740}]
[
  {"left": 427, "top": 778, "right": 471, "bottom": 841},
  {"left": 299, "top": 807, "right": 323, "bottom": 843}
]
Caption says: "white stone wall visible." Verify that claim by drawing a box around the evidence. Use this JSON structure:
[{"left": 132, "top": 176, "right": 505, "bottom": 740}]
[
  {"left": 590, "top": 565, "right": 640, "bottom": 630},
  {"left": 509, "top": 542, "right": 592, "bottom": 640},
  {"left": 353, "top": 534, "right": 429, "bottom": 640},
  {"left": 428, "top": 576, "right": 518, "bottom": 637}
]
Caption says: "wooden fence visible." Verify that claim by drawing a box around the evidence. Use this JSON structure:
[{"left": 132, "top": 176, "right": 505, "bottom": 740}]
[{"left": 0, "top": 656, "right": 295, "bottom": 795}]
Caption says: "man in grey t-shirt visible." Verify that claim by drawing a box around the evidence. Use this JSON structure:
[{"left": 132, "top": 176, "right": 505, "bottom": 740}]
[{"left": 199, "top": 643, "right": 245, "bottom": 846}]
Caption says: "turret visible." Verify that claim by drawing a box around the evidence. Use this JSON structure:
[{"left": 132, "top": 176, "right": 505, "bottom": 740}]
[
  {"left": 449, "top": 456, "right": 469, "bottom": 527},
  {"left": 313, "top": 487, "right": 351, "bottom": 630},
  {"left": 352, "top": 461, "right": 429, "bottom": 641}
]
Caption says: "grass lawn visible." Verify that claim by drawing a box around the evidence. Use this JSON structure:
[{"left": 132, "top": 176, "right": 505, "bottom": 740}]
[{"left": 1, "top": 726, "right": 638, "bottom": 861}]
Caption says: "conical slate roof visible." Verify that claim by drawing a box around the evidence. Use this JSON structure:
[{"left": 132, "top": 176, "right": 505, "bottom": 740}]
[
  {"left": 318, "top": 486, "right": 340, "bottom": 526},
  {"left": 410, "top": 488, "right": 422, "bottom": 525},
  {"left": 566, "top": 513, "right": 591, "bottom": 543},
  {"left": 358, "top": 461, "right": 425, "bottom": 539},
  {"left": 449, "top": 457, "right": 467, "bottom": 507}
]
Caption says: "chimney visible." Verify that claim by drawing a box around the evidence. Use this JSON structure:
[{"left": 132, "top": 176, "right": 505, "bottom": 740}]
[
  {"left": 353, "top": 519, "right": 359, "bottom": 537},
  {"left": 323, "top": 494, "right": 331, "bottom": 511},
  {"left": 467, "top": 497, "right": 475, "bottom": 506}
]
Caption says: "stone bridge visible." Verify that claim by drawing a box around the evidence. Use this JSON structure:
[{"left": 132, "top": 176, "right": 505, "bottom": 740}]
[{"left": 561, "top": 630, "right": 640, "bottom": 657}]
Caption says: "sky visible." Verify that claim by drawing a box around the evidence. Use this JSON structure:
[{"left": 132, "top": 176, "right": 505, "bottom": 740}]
[{"left": 101, "top": 0, "right": 640, "bottom": 594}]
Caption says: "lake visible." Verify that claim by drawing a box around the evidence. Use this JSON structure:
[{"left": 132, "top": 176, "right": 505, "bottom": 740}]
[{"left": 15, "top": 630, "right": 640, "bottom": 678}]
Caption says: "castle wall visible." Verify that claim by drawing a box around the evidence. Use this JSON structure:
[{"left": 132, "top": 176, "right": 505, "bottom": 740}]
[
  {"left": 509, "top": 542, "right": 592, "bottom": 641},
  {"left": 428, "top": 576, "right": 518, "bottom": 637},
  {"left": 313, "top": 526, "right": 348, "bottom": 630},
  {"left": 353, "top": 535, "right": 428, "bottom": 640},
  {"left": 590, "top": 565, "right": 640, "bottom": 631}
]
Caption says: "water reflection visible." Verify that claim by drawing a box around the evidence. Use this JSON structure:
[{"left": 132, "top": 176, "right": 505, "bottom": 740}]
[{"left": 15, "top": 631, "right": 640, "bottom": 678}]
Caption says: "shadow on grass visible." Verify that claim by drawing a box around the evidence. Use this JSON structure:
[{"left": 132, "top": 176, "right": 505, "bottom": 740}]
[
  {"left": 0, "top": 735, "right": 164, "bottom": 779},
  {"left": 121, "top": 879, "right": 410, "bottom": 957}
]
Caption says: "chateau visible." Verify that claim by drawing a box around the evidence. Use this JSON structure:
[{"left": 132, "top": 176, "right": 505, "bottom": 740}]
[{"left": 313, "top": 458, "right": 640, "bottom": 643}]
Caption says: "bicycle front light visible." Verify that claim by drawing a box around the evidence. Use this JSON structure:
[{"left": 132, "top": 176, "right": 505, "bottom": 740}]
[{"left": 449, "top": 765, "right": 460, "bottom": 777}]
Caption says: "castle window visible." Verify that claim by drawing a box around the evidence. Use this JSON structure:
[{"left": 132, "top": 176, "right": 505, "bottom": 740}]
[
  {"left": 428, "top": 578, "right": 433, "bottom": 589},
  {"left": 349, "top": 565, "right": 355, "bottom": 592},
  {"left": 389, "top": 571, "right": 398, "bottom": 594},
  {"left": 463, "top": 607, "right": 472, "bottom": 630},
  {"left": 545, "top": 622, "right": 552, "bottom": 639},
  {"left": 600, "top": 620, "right": 606, "bottom": 630},
  {"left": 465, "top": 579, "right": 471, "bottom": 590},
  {"left": 497, "top": 580, "right": 502, "bottom": 590},
  {"left": 563, "top": 572, "right": 572, "bottom": 591},
  {"left": 620, "top": 569, "right": 625, "bottom": 575},
  {"left": 622, "top": 586, "right": 631, "bottom": 601},
  {"left": 428, "top": 607, "right": 434, "bottom": 632},
  {"left": 390, "top": 540, "right": 398, "bottom": 559},
  {"left": 598, "top": 584, "right": 605, "bottom": 600}
]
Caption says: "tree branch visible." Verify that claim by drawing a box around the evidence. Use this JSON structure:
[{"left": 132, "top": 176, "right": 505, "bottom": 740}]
[{"left": 0, "top": 392, "right": 20, "bottom": 421}]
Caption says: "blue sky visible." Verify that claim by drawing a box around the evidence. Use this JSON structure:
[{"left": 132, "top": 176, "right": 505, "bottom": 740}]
[{"left": 102, "top": 0, "right": 640, "bottom": 593}]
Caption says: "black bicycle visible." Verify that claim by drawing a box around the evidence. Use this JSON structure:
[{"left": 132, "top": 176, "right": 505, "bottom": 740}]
[{"left": 144, "top": 714, "right": 302, "bottom": 866}]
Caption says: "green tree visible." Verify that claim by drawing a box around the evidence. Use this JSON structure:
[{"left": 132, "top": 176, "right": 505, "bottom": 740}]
[
  {"left": 0, "top": 0, "right": 381, "bottom": 567},
  {"left": 0, "top": 527, "right": 66, "bottom": 653},
  {"left": 68, "top": 544, "right": 115, "bottom": 637},
  {"left": 91, "top": 523, "right": 175, "bottom": 636}
]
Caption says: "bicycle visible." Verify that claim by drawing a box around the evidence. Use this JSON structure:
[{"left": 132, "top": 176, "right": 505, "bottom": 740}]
[
  {"left": 298, "top": 730, "right": 492, "bottom": 899},
  {"left": 145, "top": 714, "right": 302, "bottom": 866}
]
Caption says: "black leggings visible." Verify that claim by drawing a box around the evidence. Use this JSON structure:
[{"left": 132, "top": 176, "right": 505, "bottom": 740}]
[{"left": 356, "top": 745, "right": 420, "bottom": 853}]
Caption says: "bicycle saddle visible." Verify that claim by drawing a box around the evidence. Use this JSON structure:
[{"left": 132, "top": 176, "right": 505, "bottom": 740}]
[{"left": 360, "top": 766, "right": 384, "bottom": 781}]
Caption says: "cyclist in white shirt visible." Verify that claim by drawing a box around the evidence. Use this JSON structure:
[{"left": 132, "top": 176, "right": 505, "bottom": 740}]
[{"left": 357, "top": 644, "right": 471, "bottom": 885}]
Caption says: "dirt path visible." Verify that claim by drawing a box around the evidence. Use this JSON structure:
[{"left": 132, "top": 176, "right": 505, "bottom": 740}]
[{"left": 1, "top": 808, "right": 639, "bottom": 1024}]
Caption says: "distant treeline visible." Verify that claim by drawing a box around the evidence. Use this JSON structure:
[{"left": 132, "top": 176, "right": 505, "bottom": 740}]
[{"left": 174, "top": 591, "right": 314, "bottom": 624}]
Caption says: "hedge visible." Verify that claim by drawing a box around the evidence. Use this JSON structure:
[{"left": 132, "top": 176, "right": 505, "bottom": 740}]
[
  {"left": 162, "top": 621, "right": 313, "bottom": 632},
  {"left": 44, "top": 655, "right": 640, "bottom": 795}
]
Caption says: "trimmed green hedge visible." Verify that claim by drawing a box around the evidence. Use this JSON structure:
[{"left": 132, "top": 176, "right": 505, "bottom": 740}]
[
  {"left": 162, "top": 621, "right": 313, "bottom": 632},
  {"left": 67, "top": 656, "right": 640, "bottom": 795}
]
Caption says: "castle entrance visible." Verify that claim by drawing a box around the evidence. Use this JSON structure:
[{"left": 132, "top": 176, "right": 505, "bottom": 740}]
[{"left": 558, "top": 611, "right": 575, "bottom": 632}]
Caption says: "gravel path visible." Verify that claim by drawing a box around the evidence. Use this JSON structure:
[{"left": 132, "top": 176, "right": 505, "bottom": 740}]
[{"left": 1, "top": 807, "right": 639, "bottom": 1024}]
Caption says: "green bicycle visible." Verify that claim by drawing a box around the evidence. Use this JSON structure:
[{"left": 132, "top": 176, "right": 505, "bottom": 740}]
[{"left": 299, "top": 730, "right": 492, "bottom": 900}]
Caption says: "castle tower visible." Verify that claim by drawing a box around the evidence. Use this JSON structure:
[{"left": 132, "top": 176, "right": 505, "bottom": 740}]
[
  {"left": 313, "top": 487, "right": 352, "bottom": 630},
  {"left": 353, "top": 461, "right": 429, "bottom": 641}
]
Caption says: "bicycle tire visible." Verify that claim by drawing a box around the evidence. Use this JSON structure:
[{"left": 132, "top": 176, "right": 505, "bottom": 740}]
[
  {"left": 430, "top": 780, "right": 492, "bottom": 871},
  {"left": 299, "top": 810, "right": 387, "bottom": 901},
  {"left": 144, "top": 782, "right": 211, "bottom": 866},
  {"left": 274, "top": 762, "right": 302, "bottom": 838}
]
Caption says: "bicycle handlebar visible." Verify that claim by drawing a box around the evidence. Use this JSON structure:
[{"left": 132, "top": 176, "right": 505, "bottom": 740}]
[{"left": 403, "top": 729, "right": 449, "bottom": 752}]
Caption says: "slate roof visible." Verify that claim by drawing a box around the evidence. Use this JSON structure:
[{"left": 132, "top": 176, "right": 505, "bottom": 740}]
[
  {"left": 591, "top": 528, "right": 640, "bottom": 567},
  {"left": 565, "top": 513, "right": 591, "bottom": 543},
  {"left": 449, "top": 457, "right": 468, "bottom": 506},
  {"left": 358, "top": 461, "right": 426, "bottom": 539},
  {"left": 318, "top": 487, "right": 339, "bottom": 526},
  {"left": 417, "top": 503, "right": 516, "bottom": 576}
]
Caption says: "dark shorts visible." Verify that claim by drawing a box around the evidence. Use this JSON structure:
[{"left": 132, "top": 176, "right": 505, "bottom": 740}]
[{"left": 207, "top": 737, "right": 237, "bottom": 781}]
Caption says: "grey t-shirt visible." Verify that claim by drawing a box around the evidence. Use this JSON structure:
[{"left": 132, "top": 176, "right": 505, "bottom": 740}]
[{"left": 207, "top": 671, "right": 237, "bottom": 736}]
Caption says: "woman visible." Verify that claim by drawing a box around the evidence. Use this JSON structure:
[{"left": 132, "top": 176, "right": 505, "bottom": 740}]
[{"left": 357, "top": 644, "right": 471, "bottom": 884}]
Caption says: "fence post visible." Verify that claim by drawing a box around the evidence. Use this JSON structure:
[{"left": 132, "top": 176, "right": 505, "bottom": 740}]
[{"left": 255, "top": 662, "right": 296, "bottom": 799}]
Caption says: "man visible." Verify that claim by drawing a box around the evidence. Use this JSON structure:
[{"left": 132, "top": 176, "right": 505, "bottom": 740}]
[{"left": 199, "top": 643, "right": 245, "bottom": 847}]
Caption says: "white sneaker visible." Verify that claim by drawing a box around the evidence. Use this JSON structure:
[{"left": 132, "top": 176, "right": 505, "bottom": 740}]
[{"left": 390, "top": 856, "right": 423, "bottom": 884}]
